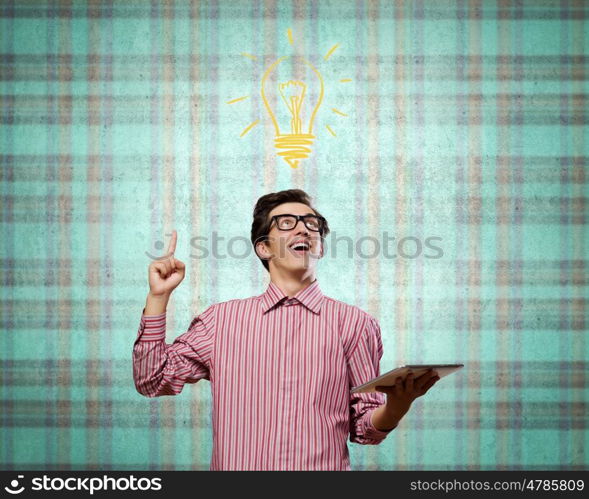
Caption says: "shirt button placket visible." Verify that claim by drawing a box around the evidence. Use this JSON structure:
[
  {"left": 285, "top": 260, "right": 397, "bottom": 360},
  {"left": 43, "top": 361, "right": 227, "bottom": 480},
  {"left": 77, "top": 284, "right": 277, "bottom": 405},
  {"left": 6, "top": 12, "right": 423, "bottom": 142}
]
[{"left": 282, "top": 300, "right": 296, "bottom": 468}]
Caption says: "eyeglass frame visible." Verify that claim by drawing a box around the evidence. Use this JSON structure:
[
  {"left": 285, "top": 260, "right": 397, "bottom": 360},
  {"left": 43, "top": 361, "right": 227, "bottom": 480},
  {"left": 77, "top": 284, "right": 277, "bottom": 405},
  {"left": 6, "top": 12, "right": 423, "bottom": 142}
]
[{"left": 268, "top": 213, "right": 326, "bottom": 233}]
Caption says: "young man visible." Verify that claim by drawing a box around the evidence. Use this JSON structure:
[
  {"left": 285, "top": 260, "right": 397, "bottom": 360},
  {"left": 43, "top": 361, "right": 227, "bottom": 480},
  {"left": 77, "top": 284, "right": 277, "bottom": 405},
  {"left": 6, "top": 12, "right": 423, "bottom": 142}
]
[{"left": 133, "top": 189, "right": 439, "bottom": 470}]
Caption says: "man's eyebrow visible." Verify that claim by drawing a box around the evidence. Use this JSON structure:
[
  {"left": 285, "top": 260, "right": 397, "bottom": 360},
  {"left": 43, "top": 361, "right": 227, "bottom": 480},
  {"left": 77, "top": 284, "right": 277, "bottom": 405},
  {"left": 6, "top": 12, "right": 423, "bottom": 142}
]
[{"left": 275, "top": 212, "right": 316, "bottom": 216}]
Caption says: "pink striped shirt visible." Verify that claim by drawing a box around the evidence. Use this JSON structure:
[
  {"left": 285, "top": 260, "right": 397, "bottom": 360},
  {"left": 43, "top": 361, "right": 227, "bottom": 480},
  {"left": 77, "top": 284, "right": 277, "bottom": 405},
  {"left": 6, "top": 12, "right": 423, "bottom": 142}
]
[{"left": 132, "top": 279, "right": 392, "bottom": 470}]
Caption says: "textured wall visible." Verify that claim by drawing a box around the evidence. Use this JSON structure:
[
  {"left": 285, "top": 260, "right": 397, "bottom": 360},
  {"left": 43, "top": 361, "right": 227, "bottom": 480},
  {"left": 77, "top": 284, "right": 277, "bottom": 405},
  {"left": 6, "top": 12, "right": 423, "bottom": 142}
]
[{"left": 1, "top": 0, "right": 587, "bottom": 470}]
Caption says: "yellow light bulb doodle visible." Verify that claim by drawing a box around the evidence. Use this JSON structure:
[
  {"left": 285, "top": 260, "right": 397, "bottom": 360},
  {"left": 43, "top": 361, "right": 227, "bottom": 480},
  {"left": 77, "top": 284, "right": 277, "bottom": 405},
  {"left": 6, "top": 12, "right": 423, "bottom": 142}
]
[
  {"left": 226, "top": 29, "right": 352, "bottom": 171},
  {"left": 261, "top": 56, "right": 324, "bottom": 169}
]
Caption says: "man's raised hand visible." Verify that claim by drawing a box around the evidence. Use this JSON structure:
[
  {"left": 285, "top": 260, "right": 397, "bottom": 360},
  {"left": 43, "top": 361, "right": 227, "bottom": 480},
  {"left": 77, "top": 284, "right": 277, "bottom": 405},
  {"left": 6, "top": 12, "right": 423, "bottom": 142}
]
[{"left": 148, "top": 230, "right": 186, "bottom": 297}]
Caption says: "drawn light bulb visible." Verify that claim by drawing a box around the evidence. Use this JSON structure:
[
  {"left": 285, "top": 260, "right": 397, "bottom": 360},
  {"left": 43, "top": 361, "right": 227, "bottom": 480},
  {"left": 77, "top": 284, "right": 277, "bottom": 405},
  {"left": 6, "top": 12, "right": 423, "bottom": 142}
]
[{"left": 261, "top": 56, "right": 324, "bottom": 169}]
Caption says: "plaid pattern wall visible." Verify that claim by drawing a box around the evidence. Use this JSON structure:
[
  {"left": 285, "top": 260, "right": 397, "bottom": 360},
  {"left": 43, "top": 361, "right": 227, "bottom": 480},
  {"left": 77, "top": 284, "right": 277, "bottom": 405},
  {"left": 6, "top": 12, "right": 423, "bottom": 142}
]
[{"left": 0, "top": 0, "right": 587, "bottom": 471}]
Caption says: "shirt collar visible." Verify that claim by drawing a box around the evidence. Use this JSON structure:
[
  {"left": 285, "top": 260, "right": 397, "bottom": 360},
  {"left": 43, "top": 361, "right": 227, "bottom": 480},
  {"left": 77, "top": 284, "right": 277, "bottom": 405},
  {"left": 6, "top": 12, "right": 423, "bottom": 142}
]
[{"left": 260, "top": 279, "right": 324, "bottom": 315}]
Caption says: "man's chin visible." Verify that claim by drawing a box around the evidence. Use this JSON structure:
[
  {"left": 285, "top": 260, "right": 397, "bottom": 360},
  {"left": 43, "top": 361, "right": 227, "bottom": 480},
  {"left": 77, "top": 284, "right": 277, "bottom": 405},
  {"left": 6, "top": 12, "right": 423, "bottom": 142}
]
[
  {"left": 287, "top": 249, "right": 321, "bottom": 262},
  {"left": 282, "top": 259, "right": 316, "bottom": 272}
]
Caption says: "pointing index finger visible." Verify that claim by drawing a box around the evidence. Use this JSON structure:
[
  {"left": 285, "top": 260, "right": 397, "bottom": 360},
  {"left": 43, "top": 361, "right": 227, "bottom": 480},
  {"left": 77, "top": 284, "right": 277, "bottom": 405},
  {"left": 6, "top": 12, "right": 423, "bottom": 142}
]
[
  {"left": 168, "top": 230, "right": 177, "bottom": 255},
  {"left": 167, "top": 230, "right": 177, "bottom": 270}
]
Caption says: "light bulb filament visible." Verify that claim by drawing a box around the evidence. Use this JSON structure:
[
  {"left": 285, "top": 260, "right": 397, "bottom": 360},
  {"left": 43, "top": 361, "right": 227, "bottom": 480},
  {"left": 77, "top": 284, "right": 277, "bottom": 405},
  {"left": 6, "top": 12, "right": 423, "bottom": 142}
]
[{"left": 279, "top": 80, "right": 306, "bottom": 134}]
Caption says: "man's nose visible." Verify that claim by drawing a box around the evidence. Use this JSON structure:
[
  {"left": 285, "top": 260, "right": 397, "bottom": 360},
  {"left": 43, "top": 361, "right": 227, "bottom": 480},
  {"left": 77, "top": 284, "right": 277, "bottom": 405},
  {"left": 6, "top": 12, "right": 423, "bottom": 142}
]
[{"left": 293, "top": 220, "right": 310, "bottom": 234}]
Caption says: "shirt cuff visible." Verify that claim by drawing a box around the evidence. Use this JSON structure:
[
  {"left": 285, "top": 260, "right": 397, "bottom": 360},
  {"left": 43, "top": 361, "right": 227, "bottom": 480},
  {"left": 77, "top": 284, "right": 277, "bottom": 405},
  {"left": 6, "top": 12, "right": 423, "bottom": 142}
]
[
  {"left": 137, "top": 311, "right": 166, "bottom": 342},
  {"left": 364, "top": 409, "right": 395, "bottom": 441}
]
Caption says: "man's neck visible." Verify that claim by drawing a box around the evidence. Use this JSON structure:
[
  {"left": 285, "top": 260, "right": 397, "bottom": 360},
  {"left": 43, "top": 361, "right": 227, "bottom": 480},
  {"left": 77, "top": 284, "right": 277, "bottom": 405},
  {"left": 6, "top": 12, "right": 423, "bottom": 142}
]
[{"left": 269, "top": 269, "right": 316, "bottom": 298}]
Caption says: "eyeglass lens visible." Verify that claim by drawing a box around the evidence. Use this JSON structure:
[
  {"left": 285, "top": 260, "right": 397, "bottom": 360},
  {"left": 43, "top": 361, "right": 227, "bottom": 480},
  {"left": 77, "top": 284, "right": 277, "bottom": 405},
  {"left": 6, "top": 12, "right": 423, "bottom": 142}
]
[{"left": 277, "top": 215, "right": 321, "bottom": 231}]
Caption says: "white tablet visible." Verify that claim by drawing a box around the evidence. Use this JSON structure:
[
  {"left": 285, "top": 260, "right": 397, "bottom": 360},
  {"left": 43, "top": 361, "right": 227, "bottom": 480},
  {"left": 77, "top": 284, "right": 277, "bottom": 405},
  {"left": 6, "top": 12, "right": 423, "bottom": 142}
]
[{"left": 351, "top": 364, "right": 464, "bottom": 394}]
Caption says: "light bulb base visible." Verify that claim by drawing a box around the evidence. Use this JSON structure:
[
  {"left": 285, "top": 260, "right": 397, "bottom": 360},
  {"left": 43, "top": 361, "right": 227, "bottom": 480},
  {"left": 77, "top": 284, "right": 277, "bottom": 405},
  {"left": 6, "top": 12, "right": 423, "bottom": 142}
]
[{"left": 275, "top": 134, "right": 315, "bottom": 169}]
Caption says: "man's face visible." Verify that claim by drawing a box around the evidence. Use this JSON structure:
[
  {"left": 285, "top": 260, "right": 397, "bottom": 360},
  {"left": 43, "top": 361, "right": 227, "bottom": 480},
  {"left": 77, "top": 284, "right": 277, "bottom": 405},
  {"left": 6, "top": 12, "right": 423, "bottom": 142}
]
[{"left": 256, "top": 202, "right": 324, "bottom": 273}]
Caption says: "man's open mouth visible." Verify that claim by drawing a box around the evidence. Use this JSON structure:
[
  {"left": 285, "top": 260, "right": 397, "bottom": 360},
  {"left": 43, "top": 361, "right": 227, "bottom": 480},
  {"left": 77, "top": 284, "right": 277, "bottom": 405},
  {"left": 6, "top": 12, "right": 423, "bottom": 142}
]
[{"left": 289, "top": 241, "right": 310, "bottom": 255}]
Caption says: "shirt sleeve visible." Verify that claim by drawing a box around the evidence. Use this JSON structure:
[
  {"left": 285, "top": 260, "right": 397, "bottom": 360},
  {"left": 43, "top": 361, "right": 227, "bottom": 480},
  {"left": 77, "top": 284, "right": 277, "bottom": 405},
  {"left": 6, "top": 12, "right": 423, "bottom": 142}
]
[
  {"left": 132, "top": 305, "right": 215, "bottom": 398},
  {"left": 347, "top": 314, "right": 393, "bottom": 445}
]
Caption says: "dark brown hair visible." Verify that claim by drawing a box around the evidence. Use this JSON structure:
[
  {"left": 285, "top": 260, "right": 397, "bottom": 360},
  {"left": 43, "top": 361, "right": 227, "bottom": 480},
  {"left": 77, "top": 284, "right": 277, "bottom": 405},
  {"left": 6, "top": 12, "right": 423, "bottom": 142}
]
[{"left": 251, "top": 189, "right": 330, "bottom": 272}]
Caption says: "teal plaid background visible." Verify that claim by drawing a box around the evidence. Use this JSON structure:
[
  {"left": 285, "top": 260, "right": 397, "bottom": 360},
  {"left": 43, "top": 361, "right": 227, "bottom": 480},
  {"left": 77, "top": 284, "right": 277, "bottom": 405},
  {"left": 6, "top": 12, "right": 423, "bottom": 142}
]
[{"left": 1, "top": 0, "right": 587, "bottom": 470}]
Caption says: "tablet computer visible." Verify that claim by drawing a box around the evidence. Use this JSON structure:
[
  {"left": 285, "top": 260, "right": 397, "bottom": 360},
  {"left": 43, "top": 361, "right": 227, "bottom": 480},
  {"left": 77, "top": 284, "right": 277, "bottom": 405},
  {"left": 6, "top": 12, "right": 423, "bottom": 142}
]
[{"left": 351, "top": 364, "right": 464, "bottom": 394}]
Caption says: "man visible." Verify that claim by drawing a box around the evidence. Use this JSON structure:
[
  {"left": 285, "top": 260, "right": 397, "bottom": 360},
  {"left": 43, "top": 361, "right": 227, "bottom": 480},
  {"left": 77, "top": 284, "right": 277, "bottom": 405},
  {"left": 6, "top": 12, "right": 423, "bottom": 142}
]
[{"left": 133, "top": 189, "right": 439, "bottom": 470}]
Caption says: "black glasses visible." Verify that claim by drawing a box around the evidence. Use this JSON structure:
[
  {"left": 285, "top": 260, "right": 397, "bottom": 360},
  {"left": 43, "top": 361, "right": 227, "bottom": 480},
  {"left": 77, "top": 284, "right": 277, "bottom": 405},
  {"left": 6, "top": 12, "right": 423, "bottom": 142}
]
[{"left": 269, "top": 214, "right": 326, "bottom": 232}]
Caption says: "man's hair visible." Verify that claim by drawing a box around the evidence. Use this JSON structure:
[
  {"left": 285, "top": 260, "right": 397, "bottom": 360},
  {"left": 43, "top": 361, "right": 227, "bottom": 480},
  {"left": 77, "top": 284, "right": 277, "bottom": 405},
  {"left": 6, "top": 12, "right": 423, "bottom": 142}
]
[{"left": 251, "top": 189, "right": 330, "bottom": 272}]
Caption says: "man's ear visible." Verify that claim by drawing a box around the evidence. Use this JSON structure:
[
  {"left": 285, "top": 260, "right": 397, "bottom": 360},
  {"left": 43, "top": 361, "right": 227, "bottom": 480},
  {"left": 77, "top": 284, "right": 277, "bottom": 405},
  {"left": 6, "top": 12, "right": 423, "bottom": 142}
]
[{"left": 255, "top": 240, "right": 271, "bottom": 261}]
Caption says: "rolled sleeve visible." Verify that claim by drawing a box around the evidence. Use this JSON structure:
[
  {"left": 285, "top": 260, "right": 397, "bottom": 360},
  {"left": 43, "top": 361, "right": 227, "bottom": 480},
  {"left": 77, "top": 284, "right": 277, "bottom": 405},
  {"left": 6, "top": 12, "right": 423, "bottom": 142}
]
[
  {"left": 136, "top": 311, "right": 167, "bottom": 342},
  {"left": 132, "top": 306, "right": 216, "bottom": 398},
  {"left": 347, "top": 315, "right": 393, "bottom": 445}
]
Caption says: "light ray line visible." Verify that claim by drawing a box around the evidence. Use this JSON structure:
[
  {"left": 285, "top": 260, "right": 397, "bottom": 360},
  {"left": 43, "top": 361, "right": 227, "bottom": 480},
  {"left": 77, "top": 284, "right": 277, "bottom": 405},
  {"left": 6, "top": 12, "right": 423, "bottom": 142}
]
[
  {"left": 226, "top": 96, "right": 249, "bottom": 104},
  {"left": 324, "top": 43, "right": 340, "bottom": 61},
  {"left": 240, "top": 120, "right": 260, "bottom": 137},
  {"left": 331, "top": 108, "right": 348, "bottom": 117}
]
